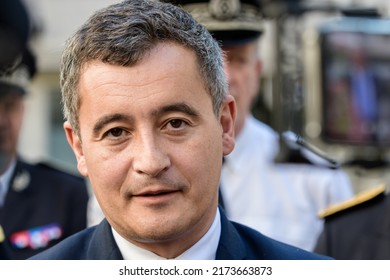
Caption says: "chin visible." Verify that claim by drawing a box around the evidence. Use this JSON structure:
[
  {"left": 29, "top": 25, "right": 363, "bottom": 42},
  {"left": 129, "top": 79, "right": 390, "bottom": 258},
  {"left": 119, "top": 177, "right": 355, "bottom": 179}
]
[{"left": 130, "top": 225, "right": 186, "bottom": 244}]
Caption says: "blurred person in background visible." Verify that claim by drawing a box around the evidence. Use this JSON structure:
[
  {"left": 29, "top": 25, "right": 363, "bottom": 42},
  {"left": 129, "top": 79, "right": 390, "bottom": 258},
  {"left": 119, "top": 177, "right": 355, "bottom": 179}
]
[
  {"left": 0, "top": 0, "right": 30, "bottom": 260},
  {"left": 167, "top": 0, "right": 354, "bottom": 251},
  {"left": 0, "top": 48, "right": 89, "bottom": 259}
]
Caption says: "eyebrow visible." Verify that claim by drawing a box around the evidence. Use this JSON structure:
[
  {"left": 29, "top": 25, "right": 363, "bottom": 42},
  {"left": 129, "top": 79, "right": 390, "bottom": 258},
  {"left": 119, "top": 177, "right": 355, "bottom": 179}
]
[
  {"left": 153, "top": 102, "right": 200, "bottom": 118},
  {"left": 92, "top": 113, "right": 133, "bottom": 136}
]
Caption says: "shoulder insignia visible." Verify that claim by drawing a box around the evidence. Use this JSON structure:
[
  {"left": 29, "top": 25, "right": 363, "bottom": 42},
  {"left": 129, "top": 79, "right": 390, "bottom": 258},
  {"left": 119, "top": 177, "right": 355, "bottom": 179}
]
[
  {"left": 12, "top": 169, "right": 30, "bottom": 192},
  {"left": 318, "top": 184, "right": 386, "bottom": 219}
]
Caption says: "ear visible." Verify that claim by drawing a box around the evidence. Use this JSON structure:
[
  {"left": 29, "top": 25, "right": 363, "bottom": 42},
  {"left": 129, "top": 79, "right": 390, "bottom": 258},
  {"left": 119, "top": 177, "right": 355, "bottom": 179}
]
[
  {"left": 220, "top": 94, "right": 236, "bottom": 156},
  {"left": 63, "top": 121, "right": 88, "bottom": 177}
]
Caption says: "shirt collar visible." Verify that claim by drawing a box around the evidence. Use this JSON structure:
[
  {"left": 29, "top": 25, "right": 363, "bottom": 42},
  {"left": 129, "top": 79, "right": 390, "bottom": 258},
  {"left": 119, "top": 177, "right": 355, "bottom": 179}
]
[
  {"left": 112, "top": 208, "right": 221, "bottom": 260},
  {"left": 0, "top": 158, "right": 16, "bottom": 206}
]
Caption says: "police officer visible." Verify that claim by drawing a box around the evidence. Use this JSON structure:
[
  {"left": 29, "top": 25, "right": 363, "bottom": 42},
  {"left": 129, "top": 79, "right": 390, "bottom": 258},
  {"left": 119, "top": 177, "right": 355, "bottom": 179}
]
[{"left": 0, "top": 49, "right": 89, "bottom": 259}]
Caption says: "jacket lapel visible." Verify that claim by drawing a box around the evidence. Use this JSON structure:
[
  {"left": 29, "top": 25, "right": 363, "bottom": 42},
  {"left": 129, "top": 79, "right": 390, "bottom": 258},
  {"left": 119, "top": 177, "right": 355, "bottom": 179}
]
[
  {"left": 216, "top": 207, "right": 247, "bottom": 260},
  {"left": 86, "top": 219, "right": 123, "bottom": 260}
]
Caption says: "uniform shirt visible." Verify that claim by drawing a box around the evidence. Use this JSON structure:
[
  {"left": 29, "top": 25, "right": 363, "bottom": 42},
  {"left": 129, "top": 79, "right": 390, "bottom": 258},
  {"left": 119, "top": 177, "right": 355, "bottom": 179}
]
[
  {"left": 112, "top": 209, "right": 221, "bottom": 260},
  {"left": 0, "top": 160, "right": 16, "bottom": 207},
  {"left": 220, "top": 115, "right": 354, "bottom": 251}
]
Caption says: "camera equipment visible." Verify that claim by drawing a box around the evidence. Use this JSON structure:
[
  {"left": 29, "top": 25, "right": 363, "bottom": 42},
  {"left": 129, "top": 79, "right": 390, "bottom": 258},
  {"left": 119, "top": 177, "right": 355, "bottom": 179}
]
[{"left": 319, "top": 17, "right": 390, "bottom": 148}]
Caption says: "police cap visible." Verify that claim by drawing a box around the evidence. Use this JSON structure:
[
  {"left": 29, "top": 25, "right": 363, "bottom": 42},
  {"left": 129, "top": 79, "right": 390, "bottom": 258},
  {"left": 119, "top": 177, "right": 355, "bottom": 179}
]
[
  {"left": 0, "top": 48, "right": 36, "bottom": 96},
  {"left": 167, "top": 0, "right": 264, "bottom": 46}
]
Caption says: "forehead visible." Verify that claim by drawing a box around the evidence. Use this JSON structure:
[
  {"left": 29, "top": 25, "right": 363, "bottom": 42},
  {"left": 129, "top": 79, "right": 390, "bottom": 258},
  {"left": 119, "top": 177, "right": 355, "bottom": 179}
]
[
  {"left": 77, "top": 42, "right": 213, "bottom": 122},
  {"left": 80, "top": 42, "right": 204, "bottom": 91},
  {"left": 0, "top": 93, "right": 24, "bottom": 106}
]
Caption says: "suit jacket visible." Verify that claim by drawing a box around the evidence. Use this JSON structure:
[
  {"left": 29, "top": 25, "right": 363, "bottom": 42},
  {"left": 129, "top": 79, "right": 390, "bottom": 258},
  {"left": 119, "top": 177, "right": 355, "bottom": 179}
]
[
  {"left": 30, "top": 208, "right": 330, "bottom": 260},
  {"left": 315, "top": 187, "right": 390, "bottom": 259},
  {"left": 0, "top": 159, "right": 89, "bottom": 259}
]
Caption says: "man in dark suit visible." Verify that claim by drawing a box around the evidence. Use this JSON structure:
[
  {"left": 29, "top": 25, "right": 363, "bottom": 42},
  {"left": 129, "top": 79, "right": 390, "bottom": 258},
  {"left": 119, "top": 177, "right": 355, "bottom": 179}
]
[
  {"left": 0, "top": 48, "right": 89, "bottom": 259},
  {"left": 31, "top": 0, "right": 329, "bottom": 260}
]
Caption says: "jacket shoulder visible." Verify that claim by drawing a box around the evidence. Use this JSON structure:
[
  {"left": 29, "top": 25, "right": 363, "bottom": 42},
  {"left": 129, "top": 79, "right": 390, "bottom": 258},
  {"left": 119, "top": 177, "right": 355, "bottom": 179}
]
[
  {"left": 19, "top": 160, "right": 85, "bottom": 185},
  {"left": 36, "top": 162, "right": 82, "bottom": 179},
  {"left": 218, "top": 208, "right": 329, "bottom": 260},
  {"left": 15, "top": 160, "right": 88, "bottom": 199},
  {"left": 318, "top": 184, "right": 386, "bottom": 219}
]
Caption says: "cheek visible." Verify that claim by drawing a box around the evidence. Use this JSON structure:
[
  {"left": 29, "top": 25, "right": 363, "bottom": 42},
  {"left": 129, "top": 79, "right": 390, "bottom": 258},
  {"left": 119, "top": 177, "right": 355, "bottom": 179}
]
[
  {"left": 248, "top": 68, "right": 260, "bottom": 93},
  {"left": 84, "top": 146, "right": 129, "bottom": 194},
  {"left": 12, "top": 111, "right": 24, "bottom": 134},
  {"left": 177, "top": 132, "right": 222, "bottom": 189}
]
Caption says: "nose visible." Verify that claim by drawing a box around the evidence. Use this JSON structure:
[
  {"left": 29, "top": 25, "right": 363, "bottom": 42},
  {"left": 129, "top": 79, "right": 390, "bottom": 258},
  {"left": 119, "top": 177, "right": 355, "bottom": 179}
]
[{"left": 131, "top": 131, "right": 170, "bottom": 177}]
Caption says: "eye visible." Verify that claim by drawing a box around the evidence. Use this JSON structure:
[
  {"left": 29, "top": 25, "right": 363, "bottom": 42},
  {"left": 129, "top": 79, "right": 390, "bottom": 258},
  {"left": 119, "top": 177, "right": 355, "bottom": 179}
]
[
  {"left": 169, "top": 119, "right": 184, "bottom": 129},
  {"left": 107, "top": 127, "right": 125, "bottom": 138},
  {"left": 163, "top": 118, "right": 191, "bottom": 133}
]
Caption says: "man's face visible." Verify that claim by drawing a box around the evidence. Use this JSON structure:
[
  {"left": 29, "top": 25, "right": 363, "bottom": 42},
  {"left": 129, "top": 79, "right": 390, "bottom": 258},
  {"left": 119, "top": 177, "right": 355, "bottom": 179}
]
[
  {"left": 223, "top": 41, "right": 262, "bottom": 135},
  {"left": 65, "top": 42, "right": 235, "bottom": 257},
  {"left": 0, "top": 91, "right": 24, "bottom": 170}
]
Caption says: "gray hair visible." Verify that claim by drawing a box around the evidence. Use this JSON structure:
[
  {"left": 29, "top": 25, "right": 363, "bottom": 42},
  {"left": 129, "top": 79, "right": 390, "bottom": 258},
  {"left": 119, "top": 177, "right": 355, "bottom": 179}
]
[{"left": 60, "top": 0, "right": 227, "bottom": 135}]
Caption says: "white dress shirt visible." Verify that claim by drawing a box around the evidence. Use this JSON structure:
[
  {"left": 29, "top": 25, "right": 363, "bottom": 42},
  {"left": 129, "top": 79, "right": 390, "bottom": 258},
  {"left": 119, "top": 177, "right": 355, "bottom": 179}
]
[
  {"left": 220, "top": 115, "right": 354, "bottom": 251},
  {"left": 112, "top": 208, "right": 221, "bottom": 260}
]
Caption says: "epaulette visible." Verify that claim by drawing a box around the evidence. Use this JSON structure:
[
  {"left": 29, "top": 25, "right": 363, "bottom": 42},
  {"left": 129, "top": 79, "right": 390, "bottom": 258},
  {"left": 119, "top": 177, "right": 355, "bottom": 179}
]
[{"left": 318, "top": 184, "right": 386, "bottom": 219}]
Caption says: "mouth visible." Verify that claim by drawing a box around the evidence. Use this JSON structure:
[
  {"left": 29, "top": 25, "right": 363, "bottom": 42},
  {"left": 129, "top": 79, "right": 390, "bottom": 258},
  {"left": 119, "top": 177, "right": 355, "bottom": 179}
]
[
  {"left": 135, "top": 189, "right": 177, "bottom": 196},
  {"left": 131, "top": 188, "right": 181, "bottom": 205}
]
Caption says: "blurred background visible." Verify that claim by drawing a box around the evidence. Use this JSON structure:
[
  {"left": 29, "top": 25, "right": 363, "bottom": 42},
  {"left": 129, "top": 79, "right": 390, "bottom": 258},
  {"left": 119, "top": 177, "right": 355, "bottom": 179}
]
[{"left": 16, "top": 0, "right": 390, "bottom": 193}]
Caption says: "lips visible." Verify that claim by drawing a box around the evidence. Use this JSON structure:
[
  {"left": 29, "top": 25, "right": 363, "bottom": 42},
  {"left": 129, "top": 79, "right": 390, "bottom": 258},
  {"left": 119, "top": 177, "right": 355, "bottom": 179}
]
[
  {"left": 130, "top": 186, "right": 181, "bottom": 205},
  {"left": 126, "top": 177, "right": 187, "bottom": 205},
  {"left": 134, "top": 189, "right": 177, "bottom": 197}
]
